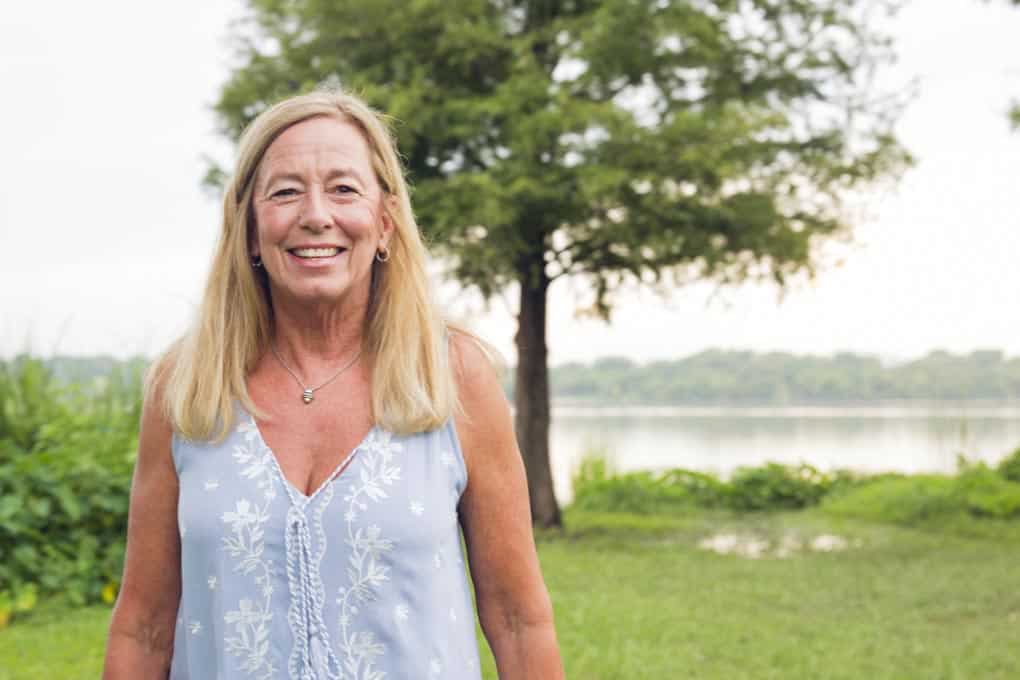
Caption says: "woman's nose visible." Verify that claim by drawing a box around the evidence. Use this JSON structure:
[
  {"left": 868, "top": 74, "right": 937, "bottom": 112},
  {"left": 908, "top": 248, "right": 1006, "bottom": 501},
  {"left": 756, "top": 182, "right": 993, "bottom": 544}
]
[{"left": 300, "top": 186, "right": 331, "bottom": 230}]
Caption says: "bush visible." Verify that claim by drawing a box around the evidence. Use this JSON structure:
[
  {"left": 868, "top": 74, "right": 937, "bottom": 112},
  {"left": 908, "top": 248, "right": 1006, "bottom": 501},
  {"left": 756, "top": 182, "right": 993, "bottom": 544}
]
[
  {"left": 727, "top": 463, "right": 832, "bottom": 511},
  {"left": 657, "top": 468, "right": 730, "bottom": 508},
  {"left": 570, "top": 455, "right": 852, "bottom": 515},
  {"left": 821, "top": 466, "right": 1020, "bottom": 526},
  {"left": 956, "top": 463, "right": 1020, "bottom": 518},
  {"left": 821, "top": 475, "right": 964, "bottom": 525},
  {"left": 0, "top": 357, "right": 140, "bottom": 625},
  {"left": 997, "top": 447, "right": 1020, "bottom": 484},
  {"left": 571, "top": 456, "right": 697, "bottom": 514}
]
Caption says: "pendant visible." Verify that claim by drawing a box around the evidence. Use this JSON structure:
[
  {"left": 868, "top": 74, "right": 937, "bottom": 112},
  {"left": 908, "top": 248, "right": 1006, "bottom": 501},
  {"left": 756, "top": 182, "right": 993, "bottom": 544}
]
[{"left": 302, "top": 388, "right": 314, "bottom": 404}]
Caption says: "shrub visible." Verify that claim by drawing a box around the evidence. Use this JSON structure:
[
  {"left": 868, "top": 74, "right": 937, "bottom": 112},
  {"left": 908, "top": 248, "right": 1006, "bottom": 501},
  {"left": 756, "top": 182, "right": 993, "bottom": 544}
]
[
  {"left": 821, "top": 475, "right": 964, "bottom": 525},
  {"left": 821, "top": 466, "right": 1020, "bottom": 525},
  {"left": 570, "top": 456, "right": 846, "bottom": 514},
  {"left": 657, "top": 468, "right": 730, "bottom": 508},
  {"left": 571, "top": 455, "right": 696, "bottom": 514},
  {"left": 956, "top": 463, "right": 1020, "bottom": 518},
  {"left": 997, "top": 447, "right": 1020, "bottom": 484},
  {"left": 727, "top": 463, "right": 832, "bottom": 511},
  {"left": 0, "top": 357, "right": 140, "bottom": 625}
]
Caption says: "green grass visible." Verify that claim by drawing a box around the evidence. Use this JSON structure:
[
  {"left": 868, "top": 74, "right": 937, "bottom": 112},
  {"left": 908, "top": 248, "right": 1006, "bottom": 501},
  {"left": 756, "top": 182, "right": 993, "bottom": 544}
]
[
  {"left": 0, "top": 600, "right": 112, "bottom": 679},
  {"left": 2, "top": 509, "right": 1019, "bottom": 679}
]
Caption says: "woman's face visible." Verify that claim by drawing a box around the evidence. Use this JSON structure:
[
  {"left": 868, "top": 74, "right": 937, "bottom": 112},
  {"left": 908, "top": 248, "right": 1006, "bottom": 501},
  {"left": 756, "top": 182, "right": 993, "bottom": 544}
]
[{"left": 251, "top": 115, "right": 392, "bottom": 312}]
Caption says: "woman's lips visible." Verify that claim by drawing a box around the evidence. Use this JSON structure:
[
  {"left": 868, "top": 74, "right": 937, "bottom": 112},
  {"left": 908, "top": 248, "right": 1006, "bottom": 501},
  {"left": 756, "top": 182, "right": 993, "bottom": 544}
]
[{"left": 285, "top": 247, "right": 347, "bottom": 267}]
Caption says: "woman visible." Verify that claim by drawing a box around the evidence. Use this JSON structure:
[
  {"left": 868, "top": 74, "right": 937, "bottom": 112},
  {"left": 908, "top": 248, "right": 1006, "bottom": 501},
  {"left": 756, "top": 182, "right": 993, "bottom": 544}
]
[{"left": 103, "top": 89, "right": 564, "bottom": 679}]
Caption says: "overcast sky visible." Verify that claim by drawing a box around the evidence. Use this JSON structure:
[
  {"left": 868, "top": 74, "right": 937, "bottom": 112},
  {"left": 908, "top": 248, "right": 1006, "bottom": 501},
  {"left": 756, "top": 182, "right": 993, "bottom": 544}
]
[{"left": 2, "top": 0, "right": 1019, "bottom": 365}]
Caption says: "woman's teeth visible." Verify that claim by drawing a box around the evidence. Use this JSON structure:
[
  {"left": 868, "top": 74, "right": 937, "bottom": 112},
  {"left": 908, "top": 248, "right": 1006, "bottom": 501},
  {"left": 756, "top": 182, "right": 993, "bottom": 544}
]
[{"left": 291, "top": 247, "right": 341, "bottom": 258}]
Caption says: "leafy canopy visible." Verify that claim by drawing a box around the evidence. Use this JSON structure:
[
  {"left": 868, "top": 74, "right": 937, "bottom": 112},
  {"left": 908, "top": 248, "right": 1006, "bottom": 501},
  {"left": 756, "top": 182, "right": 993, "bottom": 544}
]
[{"left": 214, "top": 0, "right": 911, "bottom": 313}]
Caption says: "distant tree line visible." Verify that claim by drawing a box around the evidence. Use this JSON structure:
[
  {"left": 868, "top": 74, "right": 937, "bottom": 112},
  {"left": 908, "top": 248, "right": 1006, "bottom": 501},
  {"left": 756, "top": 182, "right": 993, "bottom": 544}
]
[
  {"left": 22, "top": 348, "right": 1020, "bottom": 405},
  {"left": 542, "top": 349, "right": 1020, "bottom": 404}
]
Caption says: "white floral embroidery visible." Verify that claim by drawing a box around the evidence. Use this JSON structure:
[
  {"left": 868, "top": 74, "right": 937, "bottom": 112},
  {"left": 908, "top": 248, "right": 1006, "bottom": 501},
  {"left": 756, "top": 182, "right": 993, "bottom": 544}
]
[
  {"left": 336, "top": 429, "right": 402, "bottom": 679},
  {"left": 221, "top": 500, "right": 257, "bottom": 534},
  {"left": 449, "top": 607, "right": 457, "bottom": 623},
  {"left": 208, "top": 575, "right": 218, "bottom": 590},
  {"left": 440, "top": 450, "right": 455, "bottom": 467},
  {"left": 205, "top": 479, "right": 220, "bottom": 491},
  {"left": 429, "top": 657, "right": 442, "bottom": 675},
  {"left": 189, "top": 620, "right": 203, "bottom": 635},
  {"left": 409, "top": 501, "right": 424, "bottom": 516},
  {"left": 433, "top": 553, "right": 442, "bottom": 570},
  {"left": 221, "top": 422, "right": 278, "bottom": 679},
  {"left": 394, "top": 603, "right": 409, "bottom": 622}
]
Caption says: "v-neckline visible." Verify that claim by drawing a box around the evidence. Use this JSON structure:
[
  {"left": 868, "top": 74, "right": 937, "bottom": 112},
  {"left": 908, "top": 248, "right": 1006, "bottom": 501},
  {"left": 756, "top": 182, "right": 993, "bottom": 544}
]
[{"left": 243, "top": 408, "right": 376, "bottom": 503}]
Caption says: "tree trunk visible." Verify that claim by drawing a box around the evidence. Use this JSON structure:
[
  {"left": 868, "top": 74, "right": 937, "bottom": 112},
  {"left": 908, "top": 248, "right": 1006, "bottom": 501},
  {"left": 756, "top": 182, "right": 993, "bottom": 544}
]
[{"left": 514, "top": 257, "right": 562, "bottom": 528}]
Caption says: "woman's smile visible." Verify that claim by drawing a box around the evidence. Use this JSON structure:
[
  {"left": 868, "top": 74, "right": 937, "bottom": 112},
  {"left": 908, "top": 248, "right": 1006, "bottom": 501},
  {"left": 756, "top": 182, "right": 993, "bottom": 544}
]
[{"left": 285, "top": 245, "right": 349, "bottom": 268}]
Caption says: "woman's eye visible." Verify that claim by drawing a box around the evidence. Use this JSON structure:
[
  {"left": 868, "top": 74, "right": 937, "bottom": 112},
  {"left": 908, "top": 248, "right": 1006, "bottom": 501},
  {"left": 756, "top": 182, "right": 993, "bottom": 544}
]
[
  {"left": 271, "top": 188, "right": 298, "bottom": 198},
  {"left": 333, "top": 184, "right": 359, "bottom": 196}
]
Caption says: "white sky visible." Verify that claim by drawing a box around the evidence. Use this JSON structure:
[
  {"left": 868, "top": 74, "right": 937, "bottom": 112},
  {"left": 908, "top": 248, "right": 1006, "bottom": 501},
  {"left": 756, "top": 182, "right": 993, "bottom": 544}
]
[{"left": 2, "top": 0, "right": 1019, "bottom": 365}]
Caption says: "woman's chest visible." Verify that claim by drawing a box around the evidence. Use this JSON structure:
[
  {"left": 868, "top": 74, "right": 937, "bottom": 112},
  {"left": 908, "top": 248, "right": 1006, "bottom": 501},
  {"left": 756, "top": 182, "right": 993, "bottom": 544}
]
[{"left": 174, "top": 418, "right": 466, "bottom": 558}]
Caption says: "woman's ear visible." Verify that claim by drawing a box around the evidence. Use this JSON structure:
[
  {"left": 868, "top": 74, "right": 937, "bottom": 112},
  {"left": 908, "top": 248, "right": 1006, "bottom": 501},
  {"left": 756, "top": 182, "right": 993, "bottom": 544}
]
[
  {"left": 379, "top": 196, "right": 397, "bottom": 247},
  {"left": 247, "top": 219, "right": 261, "bottom": 258}
]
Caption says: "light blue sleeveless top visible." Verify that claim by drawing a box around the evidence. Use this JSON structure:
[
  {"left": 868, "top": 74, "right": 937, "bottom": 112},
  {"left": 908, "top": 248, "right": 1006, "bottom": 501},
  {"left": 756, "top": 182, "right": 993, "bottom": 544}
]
[{"left": 169, "top": 405, "right": 483, "bottom": 680}]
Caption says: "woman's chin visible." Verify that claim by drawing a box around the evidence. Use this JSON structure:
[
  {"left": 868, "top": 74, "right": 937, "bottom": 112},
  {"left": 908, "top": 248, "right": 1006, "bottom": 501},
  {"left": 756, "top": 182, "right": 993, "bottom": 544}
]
[{"left": 271, "top": 279, "right": 370, "bottom": 310}]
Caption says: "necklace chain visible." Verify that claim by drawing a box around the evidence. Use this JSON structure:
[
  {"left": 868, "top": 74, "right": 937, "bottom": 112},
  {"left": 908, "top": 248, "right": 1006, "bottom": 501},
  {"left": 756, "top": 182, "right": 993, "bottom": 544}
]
[{"left": 270, "top": 342, "right": 362, "bottom": 404}]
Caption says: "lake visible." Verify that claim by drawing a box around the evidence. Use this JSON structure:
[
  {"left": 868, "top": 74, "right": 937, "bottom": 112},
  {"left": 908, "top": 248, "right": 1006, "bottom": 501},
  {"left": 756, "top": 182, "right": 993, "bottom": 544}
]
[{"left": 547, "top": 403, "right": 1020, "bottom": 502}]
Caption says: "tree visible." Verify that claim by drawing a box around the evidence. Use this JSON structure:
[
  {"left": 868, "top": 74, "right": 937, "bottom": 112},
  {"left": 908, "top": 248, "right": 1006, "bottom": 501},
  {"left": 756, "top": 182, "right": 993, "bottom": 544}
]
[{"left": 212, "top": 0, "right": 911, "bottom": 527}]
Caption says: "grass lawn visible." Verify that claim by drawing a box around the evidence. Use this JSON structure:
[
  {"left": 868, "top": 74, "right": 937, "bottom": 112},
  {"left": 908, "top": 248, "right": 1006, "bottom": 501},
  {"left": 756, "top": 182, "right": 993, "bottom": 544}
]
[{"left": 1, "top": 509, "right": 1018, "bottom": 679}]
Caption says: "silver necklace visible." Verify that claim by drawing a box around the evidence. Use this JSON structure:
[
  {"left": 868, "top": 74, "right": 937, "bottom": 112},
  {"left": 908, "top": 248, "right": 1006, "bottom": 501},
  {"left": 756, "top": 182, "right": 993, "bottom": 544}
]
[{"left": 270, "top": 343, "right": 362, "bottom": 404}]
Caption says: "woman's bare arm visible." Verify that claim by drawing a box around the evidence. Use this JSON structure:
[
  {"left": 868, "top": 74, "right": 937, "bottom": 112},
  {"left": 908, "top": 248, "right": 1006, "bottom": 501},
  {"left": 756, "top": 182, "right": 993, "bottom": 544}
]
[
  {"left": 451, "top": 333, "right": 565, "bottom": 680},
  {"left": 102, "top": 383, "right": 182, "bottom": 679}
]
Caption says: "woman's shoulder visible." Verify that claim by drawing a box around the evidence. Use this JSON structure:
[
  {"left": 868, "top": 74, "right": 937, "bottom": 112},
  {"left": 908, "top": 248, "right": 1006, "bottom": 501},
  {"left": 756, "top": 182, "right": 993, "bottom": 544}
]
[
  {"left": 445, "top": 325, "right": 505, "bottom": 393},
  {"left": 445, "top": 327, "right": 512, "bottom": 471}
]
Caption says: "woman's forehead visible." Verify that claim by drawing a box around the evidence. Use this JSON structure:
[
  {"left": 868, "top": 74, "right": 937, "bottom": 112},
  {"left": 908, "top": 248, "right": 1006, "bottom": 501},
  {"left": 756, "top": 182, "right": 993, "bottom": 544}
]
[{"left": 259, "top": 117, "right": 374, "bottom": 179}]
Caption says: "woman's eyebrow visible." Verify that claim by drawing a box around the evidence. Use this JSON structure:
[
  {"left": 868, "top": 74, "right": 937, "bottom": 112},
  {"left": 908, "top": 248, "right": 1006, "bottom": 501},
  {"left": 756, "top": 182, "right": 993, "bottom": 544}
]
[{"left": 323, "top": 166, "right": 366, "bottom": 184}]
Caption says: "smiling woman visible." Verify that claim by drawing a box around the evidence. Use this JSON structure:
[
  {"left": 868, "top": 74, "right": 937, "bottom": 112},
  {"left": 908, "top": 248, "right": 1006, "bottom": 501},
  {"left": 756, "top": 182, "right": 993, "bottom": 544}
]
[{"left": 101, "top": 89, "right": 564, "bottom": 680}]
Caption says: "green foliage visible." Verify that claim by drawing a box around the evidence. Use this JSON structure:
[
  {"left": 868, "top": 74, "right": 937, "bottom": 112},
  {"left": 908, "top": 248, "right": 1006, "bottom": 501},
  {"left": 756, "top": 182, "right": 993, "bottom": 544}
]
[
  {"left": 998, "top": 446, "right": 1020, "bottom": 483},
  {"left": 571, "top": 454, "right": 860, "bottom": 514},
  {"left": 956, "top": 462, "right": 1020, "bottom": 518},
  {"left": 0, "top": 357, "right": 140, "bottom": 625},
  {"left": 570, "top": 456, "right": 697, "bottom": 514},
  {"left": 821, "top": 475, "right": 964, "bottom": 524},
  {"left": 727, "top": 463, "right": 832, "bottom": 511},
  {"left": 822, "top": 466, "right": 1020, "bottom": 526},
  {"left": 572, "top": 452, "right": 1020, "bottom": 525}
]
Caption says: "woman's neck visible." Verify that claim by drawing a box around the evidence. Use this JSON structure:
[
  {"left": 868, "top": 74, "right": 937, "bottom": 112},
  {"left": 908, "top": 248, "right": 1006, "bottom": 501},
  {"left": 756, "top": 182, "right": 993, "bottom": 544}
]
[{"left": 268, "top": 295, "right": 369, "bottom": 380}]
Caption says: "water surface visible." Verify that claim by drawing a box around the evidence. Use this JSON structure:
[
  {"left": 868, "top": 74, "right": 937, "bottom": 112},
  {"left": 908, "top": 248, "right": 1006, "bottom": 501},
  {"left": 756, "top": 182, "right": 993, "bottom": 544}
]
[{"left": 547, "top": 403, "right": 1020, "bottom": 502}]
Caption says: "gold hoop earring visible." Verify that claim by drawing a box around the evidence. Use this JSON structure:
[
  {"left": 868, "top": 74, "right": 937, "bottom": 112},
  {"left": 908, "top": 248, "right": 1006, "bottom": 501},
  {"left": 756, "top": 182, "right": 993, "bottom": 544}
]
[{"left": 375, "top": 245, "right": 390, "bottom": 263}]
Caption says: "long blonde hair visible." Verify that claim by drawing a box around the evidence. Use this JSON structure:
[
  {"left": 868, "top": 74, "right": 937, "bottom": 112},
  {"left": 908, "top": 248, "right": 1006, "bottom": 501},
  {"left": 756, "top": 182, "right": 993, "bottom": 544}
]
[{"left": 153, "top": 89, "right": 461, "bottom": 440}]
